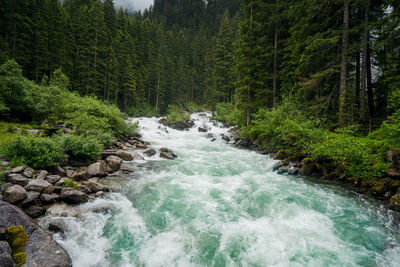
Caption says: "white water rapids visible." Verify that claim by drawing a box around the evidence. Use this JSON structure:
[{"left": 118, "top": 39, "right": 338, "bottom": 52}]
[{"left": 39, "top": 113, "right": 400, "bottom": 266}]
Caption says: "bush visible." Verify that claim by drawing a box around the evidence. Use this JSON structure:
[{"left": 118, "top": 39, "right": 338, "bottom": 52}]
[
  {"left": 1, "top": 136, "right": 64, "bottom": 169},
  {"left": 55, "top": 134, "right": 103, "bottom": 165},
  {"left": 126, "top": 103, "right": 159, "bottom": 117},
  {"left": 214, "top": 103, "right": 246, "bottom": 126},
  {"left": 166, "top": 105, "right": 190, "bottom": 123}
]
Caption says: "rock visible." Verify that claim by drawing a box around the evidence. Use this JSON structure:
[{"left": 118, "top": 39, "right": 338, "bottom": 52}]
[
  {"left": 221, "top": 134, "right": 230, "bottom": 142},
  {"left": 0, "top": 183, "right": 13, "bottom": 194},
  {"left": 3, "top": 185, "right": 27, "bottom": 204},
  {"left": 55, "top": 178, "right": 67, "bottom": 187},
  {"left": 274, "top": 150, "right": 288, "bottom": 160},
  {"left": 22, "top": 168, "right": 33, "bottom": 178},
  {"left": 0, "top": 228, "right": 7, "bottom": 240},
  {"left": 386, "top": 167, "right": 400, "bottom": 179},
  {"left": 8, "top": 174, "right": 29, "bottom": 186},
  {"left": 86, "top": 161, "right": 107, "bottom": 177},
  {"left": 206, "top": 133, "right": 216, "bottom": 141},
  {"left": 60, "top": 189, "right": 89, "bottom": 204},
  {"left": 132, "top": 153, "right": 145, "bottom": 160},
  {"left": 389, "top": 193, "right": 400, "bottom": 211},
  {"left": 198, "top": 127, "right": 208, "bottom": 132},
  {"left": 0, "top": 241, "right": 11, "bottom": 254},
  {"left": 116, "top": 151, "right": 134, "bottom": 161},
  {"left": 121, "top": 167, "right": 134, "bottom": 173},
  {"left": 46, "top": 175, "right": 61, "bottom": 184},
  {"left": 86, "top": 181, "right": 109, "bottom": 193},
  {"left": 48, "top": 220, "right": 68, "bottom": 234},
  {"left": 24, "top": 205, "right": 44, "bottom": 218},
  {"left": 288, "top": 167, "right": 300, "bottom": 175},
  {"left": 95, "top": 191, "right": 104, "bottom": 197},
  {"left": 160, "top": 151, "right": 175, "bottom": 160},
  {"left": 73, "top": 171, "right": 90, "bottom": 181},
  {"left": 0, "top": 161, "right": 10, "bottom": 167},
  {"left": 106, "top": 156, "right": 123, "bottom": 172},
  {"left": 136, "top": 142, "right": 148, "bottom": 149},
  {"left": 0, "top": 200, "right": 72, "bottom": 266},
  {"left": 300, "top": 158, "right": 313, "bottom": 167},
  {"left": 10, "top": 166, "right": 25, "bottom": 173},
  {"left": 28, "top": 129, "right": 40, "bottom": 135},
  {"left": 40, "top": 193, "right": 59, "bottom": 204},
  {"left": 35, "top": 170, "right": 48, "bottom": 180},
  {"left": 160, "top": 118, "right": 194, "bottom": 131},
  {"left": 66, "top": 170, "right": 76, "bottom": 178},
  {"left": 53, "top": 166, "right": 66, "bottom": 177},
  {"left": 388, "top": 148, "right": 400, "bottom": 170},
  {"left": 273, "top": 161, "right": 286, "bottom": 171},
  {"left": 277, "top": 166, "right": 290, "bottom": 174},
  {"left": 21, "top": 191, "right": 40, "bottom": 208},
  {"left": 77, "top": 184, "right": 92, "bottom": 194},
  {"left": 25, "top": 179, "right": 54, "bottom": 194},
  {"left": 0, "top": 240, "right": 15, "bottom": 267},
  {"left": 144, "top": 149, "right": 156, "bottom": 157}
]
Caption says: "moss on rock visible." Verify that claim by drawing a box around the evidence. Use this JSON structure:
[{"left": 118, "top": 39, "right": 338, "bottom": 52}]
[{"left": 6, "top": 225, "right": 28, "bottom": 267}]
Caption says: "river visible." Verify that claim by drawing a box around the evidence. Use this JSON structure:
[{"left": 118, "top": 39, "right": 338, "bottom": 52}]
[{"left": 40, "top": 113, "right": 400, "bottom": 266}]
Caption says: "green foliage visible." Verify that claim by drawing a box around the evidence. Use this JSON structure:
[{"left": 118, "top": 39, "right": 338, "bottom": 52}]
[
  {"left": 55, "top": 135, "right": 102, "bottom": 165},
  {"left": 214, "top": 103, "right": 246, "bottom": 126},
  {"left": 127, "top": 103, "right": 160, "bottom": 117},
  {"left": 6, "top": 225, "right": 28, "bottom": 267},
  {"left": 64, "top": 178, "right": 76, "bottom": 188},
  {"left": 166, "top": 105, "right": 190, "bottom": 123},
  {"left": 186, "top": 101, "right": 207, "bottom": 113},
  {"left": 1, "top": 136, "right": 64, "bottom": 169}
]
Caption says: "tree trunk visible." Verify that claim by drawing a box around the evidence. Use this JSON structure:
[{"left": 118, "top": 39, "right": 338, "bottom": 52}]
[
  {"left": 355, "top": 52, "right": 360, "bottom": 111},
  {"left": 367, "top": 41, "right": 374, "bottom": 118},
  {"left": 338, "top": 0, "right": 349, "bottom": 127},
  {"left": 156, "top": 71, "right": 160, "bottom": 110},
  {"left": 273, "top": 0, "right": 279, "bottom": 108},
  {"left": 360, "top": 4, "right": 369, "bottom": 123}
]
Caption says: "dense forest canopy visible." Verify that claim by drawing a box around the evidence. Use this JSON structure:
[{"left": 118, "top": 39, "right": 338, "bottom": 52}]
[{"left": 0, "top": 0, "right": 399, "bottom": 130}]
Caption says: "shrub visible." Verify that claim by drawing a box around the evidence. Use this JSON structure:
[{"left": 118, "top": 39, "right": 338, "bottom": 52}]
[
  {"left": 64, "top": 178, "right": 75, "bottom": 188},
  {"left": 1, "top": 136, "right": 64, "bottom": 169},
  {"left": 214, "top": 103, "right": 246, "bottom": 126},
  {"left": 166, "top": 105, "right": 190, "bottom": 123},
  {"left": 55, "top": 134, "right": 102, "bottom": 165},
  {"left": 127, "top": 103, "right": 159, "bottom": 117}
]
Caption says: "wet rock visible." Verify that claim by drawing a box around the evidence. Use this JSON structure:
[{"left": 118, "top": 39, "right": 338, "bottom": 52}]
[
  {"left": 274, "top": 150, "right": 288, "bottom": 160},
  {"left": 60, "top": 189, "right": 89, "bottom": 204},
  {"left": 121, "top": 167, "right": 134, "bottom": 173},
  {"left": 10, "top": 166, "right": 25, "bottom": 173},
  {"left": 277, "top": 166, "right": 290, "bottom": 174},
  {"left": 136, "top": 142, "right": 148, "bottom": 149},
  {"left": 0, "top": 200, "right": 72, "bottom": 266},
  {"left": 389, "top": 193, "right": 400, "bottom": 211},
  {"left": 46, "top": 175, "right": 61, "bottom": 184},
  {"left": 25, "top": 179, "right": 54, "bottom": 194},
  {"left": 35, "top": 170, "right": 48, "bottom": 180},
  {"left": 48, "top": 220, "right": 68, "bottom": 234},
  {"left": 273, "top": 161, "right": 286, "bottom": 171},
  {"left": 95, "top": 191, "right": 104, "bottom": 197},
  {"left": 288, "top": 167, "right": 300, "bottom": 175},
  {"left": 116, "top": 151, "right": 134, "bottom": 161},
  {"left": 198, "top": 126, "right": 208, "bottom": 132},
  {"left": 132, "top": 153, "right": 145, "bottom": 160},
  {"left": 8, "top": 174, "right": 29, "bottom": 186},
  {"left": 159, "top": 148, "right": 177, "bottom": 160},
  {"left": 24, "top": 205, "right": 44, "bottom": 218},
  {"left": 86, "top": 161, "right": 107, "bottom": 177},
  {"left": 206, "top": 133, "right": 216, "bottom": 141},
  {"left": 3, "top": 185, "right": 27, "bottom": 204},
  {"left": 22, "top": 168, "right": 33, "bottom": 178},
  {"left": 221, "top": 134, "right": 230, "bottom": 142},
  {"left": 160, "top": 118, "right": 194, "bottom": 131},
  {"left": 106, "top": 155, "right": 123, "bottom": 172},
  {"left": 86, "top": 180, "right": 109, "bottom": 193},
  {"left": 77, "top": 184, "right": 92, "bottom": 194},
  {"left": 144, "top": 149, "right": 156, "bottom": 157},
  {"left": 40, "top": 193, "right": 59, "bottom": 204},
  {"left": 73, "top": 171, "right": 90, "bottom": 181},
  {"left": 21, "top": 191, "right": 40, "bottom": 207}
]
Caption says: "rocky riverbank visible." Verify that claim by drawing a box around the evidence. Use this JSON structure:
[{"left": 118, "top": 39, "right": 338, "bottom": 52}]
[{"left": 0, "top": 133, "right": 178, "bottom": 266}]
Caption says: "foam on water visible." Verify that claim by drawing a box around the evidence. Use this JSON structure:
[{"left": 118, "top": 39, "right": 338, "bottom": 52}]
[{"left": 40, "top": 113, "right": 400, "bottom": 266}]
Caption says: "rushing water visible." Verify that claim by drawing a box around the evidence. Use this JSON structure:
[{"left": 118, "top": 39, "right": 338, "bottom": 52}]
[{"left": 40, "top": 113, "right": 400, "bottom": 266}]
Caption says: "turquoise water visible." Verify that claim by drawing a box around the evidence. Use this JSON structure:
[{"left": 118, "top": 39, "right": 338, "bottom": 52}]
[{"left": 44, "top": 114, "right": 400, "bottom": 266}]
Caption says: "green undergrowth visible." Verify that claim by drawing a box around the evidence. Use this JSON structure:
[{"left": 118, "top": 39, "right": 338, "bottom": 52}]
[
  {"left": 215, "top": 100, "right": 399, "bottom": 179},
  {"left": 0, "top": 60, "right": 137, "bottom": 169},
  {"left": 165, "top": 105, "right": 190, "bottom": 123}
]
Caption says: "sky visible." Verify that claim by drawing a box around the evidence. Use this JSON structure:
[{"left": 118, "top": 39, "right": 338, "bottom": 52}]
[{"left": 114, "top": 0, "right": 153, "bottom": 11}]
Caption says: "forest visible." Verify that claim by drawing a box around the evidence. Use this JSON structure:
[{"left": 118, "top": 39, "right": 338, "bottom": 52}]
[{"left": 0, "top": 0, "right": 399, "bottom": 177}]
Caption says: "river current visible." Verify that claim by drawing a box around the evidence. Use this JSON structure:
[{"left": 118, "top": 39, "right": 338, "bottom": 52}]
[{"left": 40, "top": 113, "right": 400, "bottom": 266}]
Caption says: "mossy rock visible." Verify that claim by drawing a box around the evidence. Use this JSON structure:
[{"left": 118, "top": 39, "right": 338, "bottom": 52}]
[
  {"left": 6, "top": 225, "right": 28, "bottom": 266},
  {"left": 275, "top": 150, "right": 288, "bottom": 160},
  {"left": 389, "top": 193, "right": 400, "bottom": 211}
]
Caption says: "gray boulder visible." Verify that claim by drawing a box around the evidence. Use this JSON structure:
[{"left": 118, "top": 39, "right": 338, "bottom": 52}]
[
  {"left": 144, "top": 149, "right": 156, "bottom": 157},
  {"left": 22, "top": 168, "right": 33, "bottom": 178},
  {"left": 132, "top": 153, "right": 145, "bottom": 160},
  {"left": 45, "top": 175, "right": 61, "bottom": 184},
  {"left": 86, "top": 161, "right": 107, "bottom": 177},
  {"left": 40, "top": 193, "right": 59, "bottom": 204},
  {"left": 3, "top": 185, "right": 27, "bottom": 204},
  {"left": 25, "top": 179, "right": 54, "bottom": 194},
  {"left": 0, "top": 200, "right": 72, "bottom": 266},
  {"left": 60, "top": 189, "right": 89, "bottom": 204},
  {"left": 10, "top": 166, "right": 25, "bottom": 173},
  {"left": 159, "top": 148, "right": 177, "bottom": 160},
  {"left": 0, "top": 240, "right": 15, "bottom": 267},
  {"left": 106, "top": 156, "right": 123, "bottom": 172},
  {"left": 8, "top": 174, "right": 29, "bottom": 186},
  {"left": 66, "top": 170, "right": 76, "bottom": 178},
  {"left": 73, "top": 171, "right": 90, "bottom": 181},
  {"left": 35, "top": 170, "right": 49, "bottom": 180},
  {"left": 24, "top": 205, "right": 44, "bottom": 218},
  {"left": 198, "top": 127, "right": 208, "bottom": 132},
  {"left": 86, "top": 180, "right": 109, "bottom": 193},
  {"left": 116, "top": 151, "right": 134, "bottom": 161},
  {"left": 21, "top": 191, "right": 41, "bottom": 207}
]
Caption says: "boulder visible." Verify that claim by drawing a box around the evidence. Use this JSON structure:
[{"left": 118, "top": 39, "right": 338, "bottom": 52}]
[
  {"left": 40, "top": 193, "right": 59, "bottom": 204},
  {"left": 0, "top": 183, "right": 13, "bottom": 194},
  {"left": 220, "top": 134, "right": 230, "bottom": 142},
  {"left": 73, "top": 171, "right": 90, "bottom": 181},
  {"left": 132, "top": 153, "right": 145, "bottom": 160},
  {"left": 86, "top": 181, "right": 109, "bottom": 193},
  {"left": 22, "top": 168, "right": 33, "bottom": 178},
  {"left": 0, "top": 228, "right": 6, "bottom": 241},
  {"left": 144, "top": 149, "right": 156, "bottom": 157},
  {"left": 45, "top": 175, "right": 61, "bottom": 184},
  {"left": 77, "top": 184, "right": 92, "bottom": 194},
  {"left": 388, "top": 148, "right": 400, "bottom": 170},
  {"left": 288, "top": 167, "right": 300, "bottom": 175},
  {"left": 0, "top": 161, "right": 10, "bottom": 167},
  {"left": 277, "top": 166, "right": 290, "bottom": 174},
  {"left": 60, "top": 189, "right": 89, "bottom": 204},
  {"left": 0, "top": 200, "right": 72, "bottom": 266},
  {"left": 35, "top": 170, "right": 48, "bottom": 180},
  {"left": 386, "top": 167, "right": 400, "bottom": 179},
  {"left": 10, "top": 166, "right": 25, "bottom": 174},
  {"left": 3, "top": 185, "right": 27, "bottom": 204},
  {"left": 25, "top": 179, "right": 54, "bottom": 194},
  {"left": 0, "top": 240, "right": 15, "bottom": 267},
  {"left": 274, "top": 150, "right": 288, "bottom": 160},
  {"left": 136, "top": 142, "right": 148, "bottom": 149},
  {"left": 273, "top": 161, "right": 286, "bottom": 171},
  {"left": 389, "top": 193, "right": 400, "bottom": 211},
  {"left": 116, "top": 151, "right": 134, "bottom": 161},
  {"left": 86, "top": 161, "right": 107, "bottom": 177},
  {"left": 24, "top": 205, "right": 44, "bottom": 218},
  {"left": 66, "top": 170, "right": 76, "bottom": 178},
  {"left": 53, "top": 166, "right": 66, "bottom": 177},
  {"left": 95, "top": 191, "right": 104, "bottom": 197},
  {"left": 160, "top": 151, "right": 175, "bottom": 160},
  {"left": 21, "top": 191, "right": 40, "bottom": 208},
  {"left": 106, "top": 156, "right": 123, "bottom": 172},
  {"left": 48, "top": 220, "right": 68, "bottom": 234},
  {"left": 198, "top": 127, "right": 208, "bottom": 132},
  {"left": 8, "top": 174, "right": 29, "bottom": 186}
]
